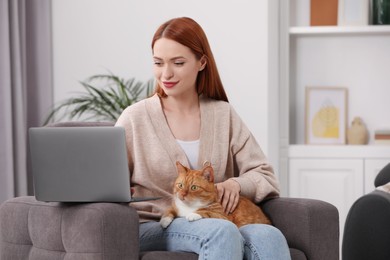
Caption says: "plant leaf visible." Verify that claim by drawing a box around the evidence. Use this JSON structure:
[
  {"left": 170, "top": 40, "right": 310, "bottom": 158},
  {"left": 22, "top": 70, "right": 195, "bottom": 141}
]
[{"left": 44, "top": 72, "right": 154, "bottom": 125}]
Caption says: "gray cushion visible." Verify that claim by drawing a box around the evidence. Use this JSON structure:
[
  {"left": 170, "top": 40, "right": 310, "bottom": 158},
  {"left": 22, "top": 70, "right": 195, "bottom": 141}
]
[
  {"left": 0, "top": 196, "right": 139, "bottom": 260},
  {"left": 343, "top": 190, "right": 390, "bottom": 260},
  {"left": 375, "top": 163, "right": 390, "bottom": 187}
]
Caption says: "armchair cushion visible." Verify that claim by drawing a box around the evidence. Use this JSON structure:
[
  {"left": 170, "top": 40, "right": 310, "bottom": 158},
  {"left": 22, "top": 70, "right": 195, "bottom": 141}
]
[
  {"left": 343, "top": 161, "right": 390, "bottom": 260},
  {"left": 375, "top": 163, "right": 390, "bottom": 187},
  {"left": 0, "top": 196, "right": 139, "bottom": 260},
  {"left": 342, "top": 190, "right": 390, "bottom": 260}
]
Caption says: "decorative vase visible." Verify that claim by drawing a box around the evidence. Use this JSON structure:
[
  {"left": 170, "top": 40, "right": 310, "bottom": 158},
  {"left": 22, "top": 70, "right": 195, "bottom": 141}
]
[{"left": 347, "top": 117, "right": 369, "bottom": 145}]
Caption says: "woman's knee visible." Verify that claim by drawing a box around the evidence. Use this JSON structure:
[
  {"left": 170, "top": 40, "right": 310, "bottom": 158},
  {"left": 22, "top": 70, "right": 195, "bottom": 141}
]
[
  {"left": 202, "top": 219, "right": 244, "bottom": 258},
  {"left": 203, "top": 219, "right": 242, "bottom": 240},
  {"left": 239, "top": 224, "right": 291, "bottom": 260},
  {"left": 210, "top": 219, "right": 239, "bottom": 232},
  {"left": 240, "top": 224, "right": 286, "bottom": 243}
]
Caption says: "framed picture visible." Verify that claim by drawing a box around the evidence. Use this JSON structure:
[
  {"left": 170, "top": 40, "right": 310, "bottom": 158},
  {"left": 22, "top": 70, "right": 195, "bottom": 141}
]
[
  {"left": 338, "top": 0, "right": 369, "bottom": 26},
  {"left": 305, "top": 87, "right": 348, "bottom": 145}
]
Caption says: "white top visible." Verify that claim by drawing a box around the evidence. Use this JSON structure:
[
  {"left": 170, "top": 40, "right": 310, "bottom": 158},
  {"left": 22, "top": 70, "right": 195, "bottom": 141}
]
[{"left": 176, "top": 139, "right": 200, "bottom": 169}]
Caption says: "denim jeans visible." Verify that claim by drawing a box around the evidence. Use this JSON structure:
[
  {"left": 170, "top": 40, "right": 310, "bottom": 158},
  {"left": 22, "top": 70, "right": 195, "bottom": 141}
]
[{"left": 139, "top": 218, "right": 291, "bottom": 260}]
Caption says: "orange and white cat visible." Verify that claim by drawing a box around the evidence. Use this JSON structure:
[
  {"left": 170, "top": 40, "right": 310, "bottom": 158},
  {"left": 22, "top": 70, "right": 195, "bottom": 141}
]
[{"left": 160, "top": 162, "right": 271, "bottom": 228}]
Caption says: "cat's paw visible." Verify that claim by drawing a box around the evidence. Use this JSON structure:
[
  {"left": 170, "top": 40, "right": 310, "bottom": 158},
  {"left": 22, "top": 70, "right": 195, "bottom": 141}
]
[
  {"left": 186, "top": 213, "right": 202, "bottom": 222},
  {"left": 160, "top": 216, "right": 173, "bottom": 228}
]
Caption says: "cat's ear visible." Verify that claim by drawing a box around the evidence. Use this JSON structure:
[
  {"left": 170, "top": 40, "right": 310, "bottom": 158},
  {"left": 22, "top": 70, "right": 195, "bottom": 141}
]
[
  {"left": 202, "top": 166, "right": 214, "bottom": 182},
  {"left": 176, "top": 161, "right": 188, "bottom": 175}
]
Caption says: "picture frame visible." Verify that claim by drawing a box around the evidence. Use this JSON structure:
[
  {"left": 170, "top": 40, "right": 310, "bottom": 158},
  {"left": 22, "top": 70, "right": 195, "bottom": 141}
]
[
  {"left": 305, "top": 87, "right": 348, "bottom": 145},
  {"left": 338, "top": 0, "right": 369, "bottom": 26}
]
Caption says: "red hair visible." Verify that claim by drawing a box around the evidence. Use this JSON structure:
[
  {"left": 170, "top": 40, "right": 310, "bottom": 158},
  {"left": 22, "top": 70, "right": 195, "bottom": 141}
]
[{"left": 151, "top": 17, "right": 228, "bottom": 102}]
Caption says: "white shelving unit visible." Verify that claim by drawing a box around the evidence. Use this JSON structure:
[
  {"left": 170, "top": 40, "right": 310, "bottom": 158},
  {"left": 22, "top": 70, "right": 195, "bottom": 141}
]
[
  {"left": 278, "top": 0, "right": 390, "bottom": 253},
  {"left": 289, "top": 25, "right": 390, "bottom": 35}
]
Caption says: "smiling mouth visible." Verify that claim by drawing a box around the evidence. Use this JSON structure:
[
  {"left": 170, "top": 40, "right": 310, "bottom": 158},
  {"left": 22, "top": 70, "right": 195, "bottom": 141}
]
[{"left": 163, "top": 81, "right": 178, "bottom": 88}]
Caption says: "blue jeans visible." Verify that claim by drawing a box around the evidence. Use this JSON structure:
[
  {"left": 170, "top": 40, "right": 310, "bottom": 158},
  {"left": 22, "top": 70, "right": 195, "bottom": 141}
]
[{"left": 139, "top": 218, "right": 291, "bottom": 260}]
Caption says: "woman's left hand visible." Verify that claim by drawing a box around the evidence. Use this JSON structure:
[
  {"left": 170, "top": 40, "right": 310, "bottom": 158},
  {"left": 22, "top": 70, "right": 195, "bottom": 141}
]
[{"left": 215, "top": 179, "right": 241, "bottom": 214}]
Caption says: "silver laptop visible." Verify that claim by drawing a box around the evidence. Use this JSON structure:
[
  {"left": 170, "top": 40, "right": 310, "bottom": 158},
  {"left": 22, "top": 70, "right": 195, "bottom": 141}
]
[{"left": 29, "top": 126, "right": 159, "bottom": 203}]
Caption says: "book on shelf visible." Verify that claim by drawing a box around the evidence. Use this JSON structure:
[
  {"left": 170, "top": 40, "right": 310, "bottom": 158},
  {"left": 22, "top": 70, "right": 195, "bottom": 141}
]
[
  {"left": 310, "top": 0, "right": 338, "bottom": 26},
  {"left": 374, "top": 129, "right": 390, "bottom": 145},
  {"left": 375, "top": 134, "right": 390, "bottom": 140}
]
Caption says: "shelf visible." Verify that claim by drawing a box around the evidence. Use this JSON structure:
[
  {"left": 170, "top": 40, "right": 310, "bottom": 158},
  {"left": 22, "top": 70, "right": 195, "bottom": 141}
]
[
  {"left": 289, "top": 145, "right": 390, "bottom": 159},
  {"left": 290, "top": 25, "right": 390, "bottom": 35}
]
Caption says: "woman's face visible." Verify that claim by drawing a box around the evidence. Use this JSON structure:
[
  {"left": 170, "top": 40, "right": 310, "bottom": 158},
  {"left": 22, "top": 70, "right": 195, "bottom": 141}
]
[{"left": 153, "top": 38, "right": 205, "bottom": 98}]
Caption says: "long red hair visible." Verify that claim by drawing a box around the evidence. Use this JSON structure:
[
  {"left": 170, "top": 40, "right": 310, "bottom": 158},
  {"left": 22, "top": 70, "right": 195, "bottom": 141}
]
[{"left": 151, "top": 17, "right": 228, "bottom": 102}]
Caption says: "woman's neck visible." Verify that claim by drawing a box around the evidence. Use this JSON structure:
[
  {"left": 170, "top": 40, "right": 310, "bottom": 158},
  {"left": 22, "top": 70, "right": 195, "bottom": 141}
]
[
  {"left": 162, "top": 92, "right": 200, "bottom": 114},
  {"left": 160, "top": 92, "right": 201, "bottom": 141}
]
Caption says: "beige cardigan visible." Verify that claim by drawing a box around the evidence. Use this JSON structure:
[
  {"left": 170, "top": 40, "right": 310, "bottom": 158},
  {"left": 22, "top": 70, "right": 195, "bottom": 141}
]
[{"left": 115, "top": 94, "right": 280, "bottom": 222}]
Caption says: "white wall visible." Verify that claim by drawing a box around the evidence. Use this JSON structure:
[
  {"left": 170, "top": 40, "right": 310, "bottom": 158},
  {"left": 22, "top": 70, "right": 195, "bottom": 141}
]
[{"left": 52, "top": 0, "right": 279, "bottom": 168}]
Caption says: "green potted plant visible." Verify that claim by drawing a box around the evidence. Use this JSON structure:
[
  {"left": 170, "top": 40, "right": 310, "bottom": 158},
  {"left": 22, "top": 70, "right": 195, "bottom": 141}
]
[{"left": 44, "top": 72, "right": 154, "bottom": 125}]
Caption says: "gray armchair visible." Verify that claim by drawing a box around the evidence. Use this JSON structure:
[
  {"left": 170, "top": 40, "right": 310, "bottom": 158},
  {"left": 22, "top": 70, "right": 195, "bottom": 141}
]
[
  {"left": 0, "top": 122, "right": 339, "bottom": 260},
  {"left": 342, "top": 163, "right": 390, "bottom": 260}
]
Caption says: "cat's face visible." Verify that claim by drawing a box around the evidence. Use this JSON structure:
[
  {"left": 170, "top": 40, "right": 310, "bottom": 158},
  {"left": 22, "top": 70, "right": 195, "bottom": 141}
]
[{"left": 174, "top": 162, "right": 216, "bottom": 206}]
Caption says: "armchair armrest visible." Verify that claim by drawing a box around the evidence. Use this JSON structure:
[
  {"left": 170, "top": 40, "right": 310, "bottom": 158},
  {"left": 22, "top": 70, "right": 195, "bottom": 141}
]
[
  {"left": 0, "top": 196, "right": 140, "bottom": 260},
  {"left": 262, "top": 197, "right": 339, "bottom": 260}
]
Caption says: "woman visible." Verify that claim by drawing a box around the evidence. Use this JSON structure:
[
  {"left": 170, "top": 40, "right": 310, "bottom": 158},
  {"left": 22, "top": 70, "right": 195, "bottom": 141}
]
[{"left": 115, "top": 17, "right": 291, "bottom": 260}]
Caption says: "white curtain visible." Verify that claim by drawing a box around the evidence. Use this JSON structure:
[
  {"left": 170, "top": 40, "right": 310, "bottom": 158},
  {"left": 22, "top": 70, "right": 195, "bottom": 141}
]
[{"left": 0, "top": 0, "right": 52, "bottom": 203}]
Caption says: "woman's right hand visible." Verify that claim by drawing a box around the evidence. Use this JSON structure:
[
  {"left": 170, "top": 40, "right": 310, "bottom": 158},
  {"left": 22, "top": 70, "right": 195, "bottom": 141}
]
[{"left": 215, "top": 179, "right": 241, "bottom": 214}]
